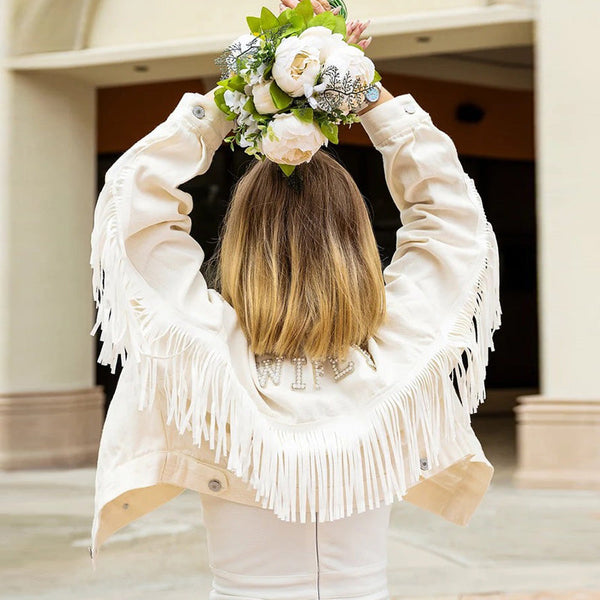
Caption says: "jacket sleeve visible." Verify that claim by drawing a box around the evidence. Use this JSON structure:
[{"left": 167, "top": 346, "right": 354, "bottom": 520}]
[
  {"left": 360, "top": 94, "right": 502, "bottom": 414},
  {"left": 90, "top": 89, "right": 234, "bottom": 374}
]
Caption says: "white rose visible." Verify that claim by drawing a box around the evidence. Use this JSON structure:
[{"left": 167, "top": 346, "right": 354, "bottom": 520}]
[
  {"left": 272, "top": 37, "right": 321, "bottom": 98},
  {"left": 252, "top": 82, "right": 278, "bottom": 115},
  {"left": 261, "top": 113, "right": 328, "bottom": 166},
  {"left": 299, "top": 26, "right": 346, "bottom": 62}
]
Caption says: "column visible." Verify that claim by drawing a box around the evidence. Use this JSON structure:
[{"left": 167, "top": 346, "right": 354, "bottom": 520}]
[
  {"left": 514, "top": 0, "right": 600, "bottom": 488},
  {"left": 0, "top": 1, "right": 104, "bottom": 468}
]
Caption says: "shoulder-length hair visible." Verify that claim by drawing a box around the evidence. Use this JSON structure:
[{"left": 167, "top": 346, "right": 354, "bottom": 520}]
[{"left": 206, "top": 150, "right": 386, "bottom": 362}]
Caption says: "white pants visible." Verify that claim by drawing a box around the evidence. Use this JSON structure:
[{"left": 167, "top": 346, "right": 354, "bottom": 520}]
[{"left": 199, "top": 494, "right": 392, "bottom": 600}]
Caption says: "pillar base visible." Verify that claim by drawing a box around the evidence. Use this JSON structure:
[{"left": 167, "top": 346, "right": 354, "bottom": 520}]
[
  {"left": 514, "top": 394, "right": 600, "bottom": 489},
  {"left": 0, "top": 386, "right": 105, "bottom": 469}
]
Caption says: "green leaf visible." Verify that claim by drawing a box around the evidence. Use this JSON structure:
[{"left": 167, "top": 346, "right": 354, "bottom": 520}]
[
  {"left": 213, "top": 87, "right": 231, "bottom": 115},
  {"left": 319, "top": 121, "right": 339, "bottom": 144},
  {"left": 372, "top": 70, "right": 381, "bottom": 83},
  {"left": 307, "top": 12, "right": 335, "bottom": 30},
  {"left": 307, "top": 12, "right": 346, "bottom": 36},
  {"left": 269, "top": 81, "right": 293, "bottom": 110},
  {"left": 287, "top": 12, "right": 306, "bottom": 32},
  {"left": 292, "top": 107, "right": 314, "bottom": 123},
  {"left": 260, "top": 6, "right": 279, "bottom": 31},
  {"left": 279, "top": 163, "right": 296, "bottom": 176},
  {"left": 227, "top": 75, "right": 247, "bottom": 93},
  {"left": 330, "top": 14, "right": 347, "bottom": 36},
  {"left": 294, "top": 0, "right": 314, "bottom": 24},
  {"left": 277, "top": 9, "right": 291, "bottom": 26},
  {"left": 217, "top": 75, "right": 246, "bottom": 93},
  {"left": 246, "top": 16, "right": 261, "bottom": 35},
  {"left": 279, "top": 17, "right": 304, "bottom": 37},
  {"left": 243, "top": 96, "right": 258, "bottom": 116}
]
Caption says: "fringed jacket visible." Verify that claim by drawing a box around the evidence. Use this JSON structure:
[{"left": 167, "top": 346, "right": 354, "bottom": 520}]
[{"left": 88, "top": 88, "right": 502, "bottom": 566}]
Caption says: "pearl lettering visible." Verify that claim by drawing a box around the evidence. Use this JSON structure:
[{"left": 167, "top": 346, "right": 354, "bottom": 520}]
[
  {"left": 291, "top": 356, "right": 307, "bottom": 391},
  {"left": 312, "top": 359, "right": 325, "bottom": 390},
  {"left": 255, "top": 355, "right": 284, "bottom": 387},
  {"left": 255, "top": 344, "right": 375, "bottom": 390},
  {"left": 327, "top": 356, "right": 355, "bottom": 381}
]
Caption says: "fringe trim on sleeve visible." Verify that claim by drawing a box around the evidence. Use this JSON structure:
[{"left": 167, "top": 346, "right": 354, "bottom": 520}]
[{"left": 90, "top": 167, "right": 502, "bottom": 524}]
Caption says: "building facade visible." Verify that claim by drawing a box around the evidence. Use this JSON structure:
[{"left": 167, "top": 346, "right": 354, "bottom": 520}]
[{"left": 0, "top": 0, "right": 598, "bottom": 490}]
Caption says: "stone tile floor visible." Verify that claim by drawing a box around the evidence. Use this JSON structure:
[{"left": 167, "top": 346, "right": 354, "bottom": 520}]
[{"left": 1, "top": 416, "right": 599, "bottom": 599}]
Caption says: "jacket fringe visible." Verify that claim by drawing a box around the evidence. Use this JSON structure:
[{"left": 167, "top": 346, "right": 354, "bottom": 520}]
[{"left": 90, "top": 168, "right": 502, "bottom": 524}]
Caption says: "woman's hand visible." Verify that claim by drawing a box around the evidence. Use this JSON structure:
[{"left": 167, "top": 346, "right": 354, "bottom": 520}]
[
  {"left": 346, "top": 18, "right": 372, "bottom": 51},
  {"left": 278, "top": 0, "right": 373, "bottom": 51}
]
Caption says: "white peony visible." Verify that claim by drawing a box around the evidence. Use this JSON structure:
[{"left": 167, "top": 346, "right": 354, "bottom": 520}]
[
  {"left": 324, "top": 45, "right": 375, "bottom": 88},
  {"left": 298, "top": 26, "right": 346, "bottom": 62},
  {"left": 272, "top": 37, "right": 321, "bottom": 98},
  {"left": 252, "top": 81, "right": 279, "bottom": 115},
  {"left": 261, "top": 113, "right": 328, "bottom": 166},
  {"left": 310, "top": 45, "right": 375, "bottom": 114}
]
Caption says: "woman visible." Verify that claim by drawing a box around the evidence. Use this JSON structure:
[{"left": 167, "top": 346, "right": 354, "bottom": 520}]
[{"left": 89, "top": 1, "right": 502, "bottom": 597}]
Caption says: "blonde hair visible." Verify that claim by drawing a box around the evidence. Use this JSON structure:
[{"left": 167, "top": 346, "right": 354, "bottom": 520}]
[{"left": 206, "top": 150, "right": 386, "bottom": 362}]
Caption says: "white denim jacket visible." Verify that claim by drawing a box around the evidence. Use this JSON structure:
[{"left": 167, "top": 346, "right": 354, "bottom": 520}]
[{"left": 88, "top": 89, "right": 502, "bottom": 566}]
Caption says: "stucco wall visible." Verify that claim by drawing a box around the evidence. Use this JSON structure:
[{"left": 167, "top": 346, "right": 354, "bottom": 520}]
[
  {"left": 9, "top": 0, "right": 532, "bottom": 55},
  {"left": 86, "top": 0, "right": 485, "bottom": 48}
]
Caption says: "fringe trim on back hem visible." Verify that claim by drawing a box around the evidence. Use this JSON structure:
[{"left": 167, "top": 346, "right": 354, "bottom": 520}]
[{"left": 90, "top": 169, "right": 502, "bottom": 525}]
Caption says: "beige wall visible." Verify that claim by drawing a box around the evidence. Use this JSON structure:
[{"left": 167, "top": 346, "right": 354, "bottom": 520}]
[
  {"left": 5, "top": 1, "right": 534, "bottom": 89},
  {"left": 86, "top": 0, "right": 487, "bottom": 48},
  {"left": 9, "top": 0, "right": 521, "bottom": 54}
]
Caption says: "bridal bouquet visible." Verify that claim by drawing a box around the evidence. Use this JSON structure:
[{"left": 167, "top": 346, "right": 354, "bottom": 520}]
[{"left": 213, "top": 0, "right": 380, "bottom": 175}]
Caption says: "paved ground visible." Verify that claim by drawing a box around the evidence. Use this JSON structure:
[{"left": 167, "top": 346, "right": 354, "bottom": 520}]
[{"left": 1, "top": 415, "right": 599, "bottom": 599}]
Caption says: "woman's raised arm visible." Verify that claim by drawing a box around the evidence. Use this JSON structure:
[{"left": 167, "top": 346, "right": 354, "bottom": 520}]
[
  {"left": 90, "top": 89, "right": 233, "bottom": 373},
  {"left": 360, "top": 90, "right": 502, "bottom": 412}
]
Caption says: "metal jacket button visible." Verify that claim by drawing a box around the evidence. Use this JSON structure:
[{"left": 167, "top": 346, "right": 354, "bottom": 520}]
[
  {"left": 208, "top": 478, "right": 222, "bottom": 492},
  {"left": 192, "top": 105, "right": 206, "bottom": 119}
]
